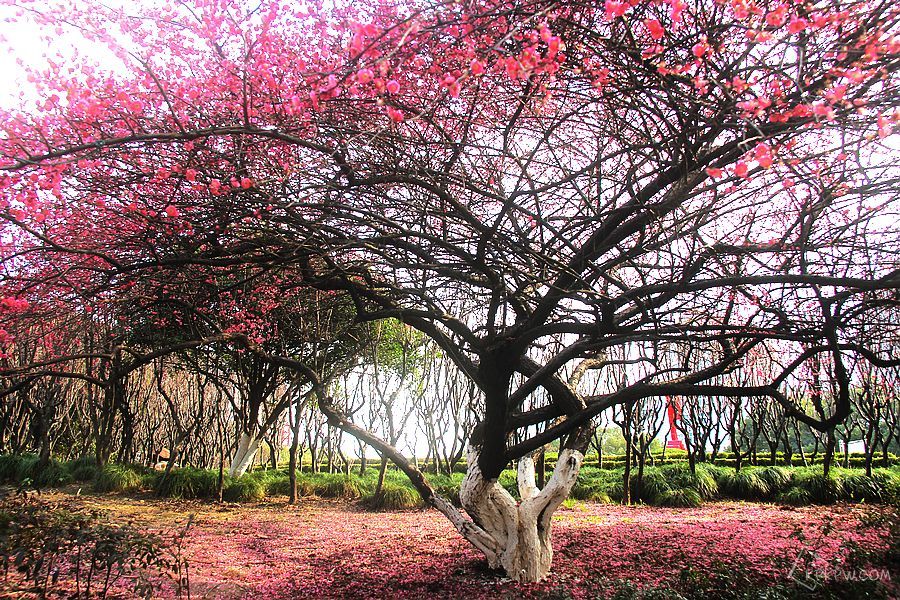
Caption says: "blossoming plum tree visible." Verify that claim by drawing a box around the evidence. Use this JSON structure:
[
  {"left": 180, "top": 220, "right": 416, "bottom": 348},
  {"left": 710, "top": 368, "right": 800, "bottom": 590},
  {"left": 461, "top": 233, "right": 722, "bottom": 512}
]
[{"left": 1, "top": 0, "right": 899, "bottom": 582}]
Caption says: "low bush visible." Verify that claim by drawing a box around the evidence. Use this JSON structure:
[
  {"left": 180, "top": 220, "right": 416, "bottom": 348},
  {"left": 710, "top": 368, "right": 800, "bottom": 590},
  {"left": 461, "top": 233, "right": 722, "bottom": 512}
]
[
  {"left": 633, "top": 469, "right": 672, "bottom": 505},
  {"left": 0, "top": 496, "right": 190, "bottom": 598},
  {"left": 68, "top": 455, "right": 100, "bottom": 482},
  {"left": 659, "top": 463, "right": 720, "bottom": 500},
  {"left": 94, "top": 463, "right": 145, "bottom": 493},
  {"left": 716, "top": 468, "right": 772, "bottom": 500},
  {"left": 777, "top": 486, "right": 812, "bottom": 506},
  {"left": 264, "top": 471, "right": 293, "bottom": 496},
  {"left": 153, "top": 466, "right": 219, "bottom": 499},
  {"left": 790, "top": 469, "right": 844, "bottom": 504},
  {"left": 656, "top": 488, "right": 703, "bottom": 508},
  {"left": 571, "top": 481, "right": 614, "bottom": 502},
  {"left": 32, "top": 459, "right": 73, "bottom": 488},
  {"left": 365, "top": 481, "right": 423, "bottom": 510},
  {"left": 298, "top": 473, "right": 369, "bottom": 499},
  {"left": 755, "top": 466, "right": 793, "bottom": 495},
  {"left": 223, "top": 475, "right": 267, "bottom": 502}
]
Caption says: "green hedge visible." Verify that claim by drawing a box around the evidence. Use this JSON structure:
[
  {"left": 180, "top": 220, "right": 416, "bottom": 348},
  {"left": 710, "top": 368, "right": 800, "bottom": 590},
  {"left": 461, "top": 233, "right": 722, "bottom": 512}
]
[{"left": 0, "top": 452, "right": 895, "bottom": 509}]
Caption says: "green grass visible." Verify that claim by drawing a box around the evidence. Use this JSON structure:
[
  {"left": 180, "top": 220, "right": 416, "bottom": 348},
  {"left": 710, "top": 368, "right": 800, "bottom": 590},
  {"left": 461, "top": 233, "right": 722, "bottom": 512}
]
[
  {"left": 656, "top": 487, "right": 703, "bottom": 508},
  {"left": 32, "top": 459, "right": 73, "bottom": 488},
  {"left": 365, "top": 481, "right": 423, "bottom": 510},
  {"left": 94, "top": 463, "right": 144, "bottom": 493},
  {"left": 152, "top": 466, "right": 219, "bottom": 499},
  {"left": 716, "top": 468, "right": 773, "bottom": 500},
  {"left": 67, "top": 456, "right": 100, "bottom": 482},
  {"left": 0, "top": 451, "right": 896, "bottom": 510},
  {"left": 223, "top": 475, "right": 267, "bottom": 502}
]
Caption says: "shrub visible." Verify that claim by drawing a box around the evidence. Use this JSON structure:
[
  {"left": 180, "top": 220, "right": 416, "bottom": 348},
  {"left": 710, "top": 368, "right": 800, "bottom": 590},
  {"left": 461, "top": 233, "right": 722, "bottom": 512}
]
[
  {"left": 755, "top": 466, "right": 793, "bottom": 495},
  {"left": 265, "top": 472, "right": 293, "bottom": 496},
  {"left": 299, "top": 473, "right": 369, "bottom": 499},
  {"left": 607, "top": 481, "right": 626, "bottom": 503},
  {"left": 839, "top": 471, "right": 885, "bottom": 503},
  {"left": 321, "top": 477, "right": 365, "bottom": 499},
  {"left": 656, "top": 488, "right": 702, "bottom": 508},
  {"left": 0, "top": 496, "right": 190, "bottom": 598},
  {"left": 68, "top": 455, "right": 100, "bottom": 482},
  {"left": 32, "top": 459, "right": 73, "bottom": 488},
  {"left": 153, "top": 466, "right": 219, "bottom": 499},
  {"left": 659, "top": 463, "right": 719, "bottom": 500},
  {"left": 777, "top": 486, "right": 812, "bottom": 506},
  {"left": 366, "top": 481, "right": 423, "bottom": 510},
  {"left": 633, "top": 469, "right": 671, "bottom": 504},
  {"left": 223, "top": 476, "right": 267, "bottom": 502},
  {"left": 0, "top": 454, "right": 23, "bottom": 481},
  {"left": 874, "top": 468, "right": 900, "bottom": 505},
  {"left": 792, "top": 469, "right": 844, "bottom": 504},
  {"left": 571, "top": 481, "right": 611, "bottom": 502},
  {"left": 94, "top": 463, "right": 144, "bottom": 493},
  {"left": 716, "top": 469, "right": 771, "bottom": 500}
]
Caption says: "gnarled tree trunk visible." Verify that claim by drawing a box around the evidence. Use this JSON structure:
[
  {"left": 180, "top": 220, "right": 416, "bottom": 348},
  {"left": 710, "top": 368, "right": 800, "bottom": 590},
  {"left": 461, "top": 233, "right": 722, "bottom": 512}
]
[
  {"left": 318, "top": 394, "right": 588, "bottom": 583},
  {"left": 451, "top": 446, "right": 583, "bottom": 582}
]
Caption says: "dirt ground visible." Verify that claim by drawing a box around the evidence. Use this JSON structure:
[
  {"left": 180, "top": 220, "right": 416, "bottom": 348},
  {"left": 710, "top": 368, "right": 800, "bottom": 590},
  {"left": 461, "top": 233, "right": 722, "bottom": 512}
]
[{"left": 15, "top": 491, "right": 897, "bottom": 599}]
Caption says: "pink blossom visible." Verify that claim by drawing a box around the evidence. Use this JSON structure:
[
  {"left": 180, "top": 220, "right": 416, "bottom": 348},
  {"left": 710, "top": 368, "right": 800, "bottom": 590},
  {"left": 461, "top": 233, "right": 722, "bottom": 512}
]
[
  {"left": 644, "top": 19, "right": 665, "bottom": 41},
  {"left": 605, "top": 1, "right": 627, "bottom": 20}
]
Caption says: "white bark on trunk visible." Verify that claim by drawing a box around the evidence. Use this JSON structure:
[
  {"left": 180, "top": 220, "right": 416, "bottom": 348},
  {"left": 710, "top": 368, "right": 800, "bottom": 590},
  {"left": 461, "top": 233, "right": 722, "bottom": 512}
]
[
  {"left": 228, "top": 433, "right": 261, "bottom": 477},
  {"left": 437, "top": 445, "right": 584, "bottom": 583}
]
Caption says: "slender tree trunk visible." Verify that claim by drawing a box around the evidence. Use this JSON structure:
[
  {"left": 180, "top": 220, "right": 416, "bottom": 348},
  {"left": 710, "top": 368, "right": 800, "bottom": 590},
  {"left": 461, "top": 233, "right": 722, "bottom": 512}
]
[
  {"left": 622, "top": 432, "right": 633, "bottom": 505},
  {"left": 597, "top": 439, "right": 603, "bottom": 469},
  {"left": 823, "top": 431, "right": 836, "bottom": 478},
  {"left": 358, "top": 443, "right": 368, "bottom": 476},
  {"left": 289, "top": 403, "right": 303, "bottom": 504},
  {"left": 375, "top": 455, "right": 388, "bottom": 498},
  {"left": 266, "top": 438, "right": 278, "bottom": 470},
  {"left": 217, "top": 444, "right": 225, "bottom": 503}
]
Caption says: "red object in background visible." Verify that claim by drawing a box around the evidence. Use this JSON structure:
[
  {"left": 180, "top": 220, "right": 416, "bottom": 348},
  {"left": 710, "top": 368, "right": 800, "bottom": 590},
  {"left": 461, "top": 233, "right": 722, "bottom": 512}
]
[{"left": 665, "top": 396, "right": 686, "bottom": 450}]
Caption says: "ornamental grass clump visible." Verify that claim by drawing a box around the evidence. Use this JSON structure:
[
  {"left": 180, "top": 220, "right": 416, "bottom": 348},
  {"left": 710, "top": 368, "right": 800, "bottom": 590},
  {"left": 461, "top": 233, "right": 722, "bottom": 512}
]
[
  {"left": 31, "top": 459, "right": 73, "bottom": 488},
  {"left": 94, "top": 463, "right": 144, "bottom": 493},
  {"left": 365, "top": 481, "right": 423, "bottom": 510},
  {"left": 68, "top": 455, "right": 100, "bottom": 482},
  {"left": 756, "top": 466, "right": 793, "bottom": 495},
  {"left": 659, "top": 463, "right": 719, "bottom": 500},
  {"left": 791, "top": 469, "right": 845, "bottom": 504},
  {"left": 656, "top": 487, "right": 703, "bottom": 508},
  {"left": 633, "top": 468, "right": 672, "bottom": 505},
  {"left": 307, "top": 473, "right": 368, "bottom": 499},
  {"left": 153, "top": 466, "right": 219, "bottom": 499},
  {"left": 716, "top": 468, "right": 772, "bottom": 501},
  {"left": 223, "top": 475, "right": 267, "bottom": 502}
]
